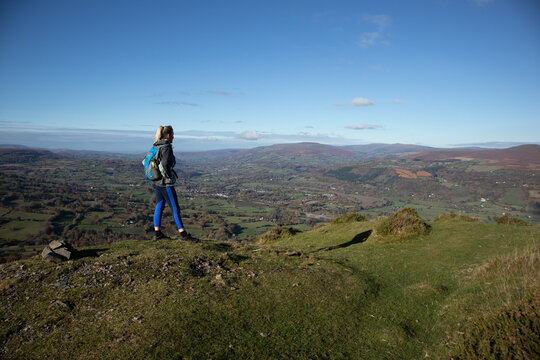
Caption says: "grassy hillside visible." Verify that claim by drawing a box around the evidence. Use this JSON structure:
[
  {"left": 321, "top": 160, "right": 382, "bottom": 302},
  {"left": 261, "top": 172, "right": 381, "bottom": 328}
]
[{"left": 1, "top": 214, "right": 538, "bottom": 359}]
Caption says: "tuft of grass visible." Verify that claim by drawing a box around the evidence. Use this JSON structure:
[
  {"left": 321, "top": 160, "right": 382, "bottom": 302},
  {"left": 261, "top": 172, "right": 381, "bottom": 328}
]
[
  {"left": 374, "top": 207, "right": 431, "bottom": 239},
  {"left": 331, "top": 213, "right": 366, "bottom": 224},
  {"left": 441, "top": 242, "right": 540, "bottom": 359},
  {"left": 257, "top": 225, "right": 302, "bottom": 243},
  {"left": 454, "top": 244, "right": 539, "bottom": 359},
  {"left": 434, "top": 213, "right": 482, "bottom": 223},
  {"left": 495, "top": 214, "right": 530, "bottom": 226}
]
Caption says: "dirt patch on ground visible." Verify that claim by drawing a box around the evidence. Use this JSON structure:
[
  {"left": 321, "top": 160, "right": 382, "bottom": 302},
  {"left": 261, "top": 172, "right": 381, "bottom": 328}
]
[
  {"left": 395, "top": 169, "right": 417, "bottom": 179},
  {"left": 395, "top": 169, "right": 432, "bottom": 179}
]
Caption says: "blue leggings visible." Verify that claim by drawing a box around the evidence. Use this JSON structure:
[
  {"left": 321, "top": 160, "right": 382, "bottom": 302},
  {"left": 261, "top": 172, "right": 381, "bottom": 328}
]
[{"left": 153, "top": 185, "right": 185, "bottom": 230}]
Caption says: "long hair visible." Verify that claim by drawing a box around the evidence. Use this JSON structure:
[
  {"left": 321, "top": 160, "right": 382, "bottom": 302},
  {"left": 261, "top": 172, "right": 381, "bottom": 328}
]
[{"left": 154, "top": 125, "right": 174, "bottom": 143}]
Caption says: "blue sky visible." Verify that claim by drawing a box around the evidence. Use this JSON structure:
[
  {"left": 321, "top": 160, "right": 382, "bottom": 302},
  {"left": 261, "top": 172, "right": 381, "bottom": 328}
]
[{"left": 0, "top": 0, "right": 539, "bottom": 152}]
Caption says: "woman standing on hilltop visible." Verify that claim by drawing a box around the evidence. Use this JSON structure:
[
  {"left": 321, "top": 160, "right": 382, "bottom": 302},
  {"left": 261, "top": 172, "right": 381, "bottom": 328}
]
[{"left": 151, "top": 125, "right": 198, "bottom": 242}]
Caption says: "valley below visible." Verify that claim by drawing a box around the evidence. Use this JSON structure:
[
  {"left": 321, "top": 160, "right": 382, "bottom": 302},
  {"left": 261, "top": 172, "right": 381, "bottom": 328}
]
[{"left": 0, "top": 143, "right": 538, "bottom": 262}]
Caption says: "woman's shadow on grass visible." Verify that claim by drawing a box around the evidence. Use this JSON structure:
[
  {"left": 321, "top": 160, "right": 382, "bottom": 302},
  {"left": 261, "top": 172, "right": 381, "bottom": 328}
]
[{"left": 315, "top": 230, "right": 372, "bottom": 252}]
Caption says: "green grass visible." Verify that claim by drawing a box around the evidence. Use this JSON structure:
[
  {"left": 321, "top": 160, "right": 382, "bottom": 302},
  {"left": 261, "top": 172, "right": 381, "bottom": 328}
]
[{"left": 1, "top": 214, "right": 538, "bottom": 359}]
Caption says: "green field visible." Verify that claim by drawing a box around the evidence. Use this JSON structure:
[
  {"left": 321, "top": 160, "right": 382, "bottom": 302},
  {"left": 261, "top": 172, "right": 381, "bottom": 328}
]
[{"left": 1, "top": 213, "right": 538, "bottom": 359}]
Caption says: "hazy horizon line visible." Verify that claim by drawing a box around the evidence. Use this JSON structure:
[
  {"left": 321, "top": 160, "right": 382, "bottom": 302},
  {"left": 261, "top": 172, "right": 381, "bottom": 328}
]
[{"left": 1, "top": 140, "right": 538, "bottom": 156}]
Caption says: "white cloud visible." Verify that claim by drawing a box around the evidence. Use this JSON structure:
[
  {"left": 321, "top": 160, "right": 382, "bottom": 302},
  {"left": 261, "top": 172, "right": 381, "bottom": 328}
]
[
  {"left": 358, "top": 32, "right": 380, "bottom": 48},
  {"left": 393, "top": 99, "right": 404, "bottom": 104},
  {"left": 334, "top": 97, "right": 375, "bottom": 107},
  {"left": 346, "top": 124, "right": 381, "bottom": 130},
  {"left": 239, "top": 131, "right": 261, "bottom": 141},
  {"left": 363, "top": 14, "right": 391, "bottom": 29},
  {"left": 352, "top": 97, "right": 374, "bottom": 106}
]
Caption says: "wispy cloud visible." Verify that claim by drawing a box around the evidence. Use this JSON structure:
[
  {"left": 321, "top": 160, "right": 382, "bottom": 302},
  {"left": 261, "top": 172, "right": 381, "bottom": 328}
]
[
  {"left": 359, "top": 14, "right": 391, "bottom": 48},
  {"left": 346, "top": 124, "right": 381, "bottom": 130},
  {"left": 448, "top": 141, "right": 539, "bottom": 148},
  {"left": 0, "top": 124, "right": 368, "bottom": 152},
  {"left": 470, "top": 0, "right": 495, "bottom": 6},
  {"left": 0, "top": 120, "right": 31, "bottom": 124},
  {"left": 393, "top": 99, "right": 404, "bottom": 105},
  {"left": 363, "top": 14, "right": 391, "bottom": 29},
  {"left": 208, "top": 90, "right": 230, "bottom": 96},
  {"left": 155, "top": 101, "right": 199, "bottom": 107},
  {"left": 239, "top": 131, "right": 261, "bottom": 141},
  {"left": 358, "top": 32, "right": 380, "bottom": 48}
]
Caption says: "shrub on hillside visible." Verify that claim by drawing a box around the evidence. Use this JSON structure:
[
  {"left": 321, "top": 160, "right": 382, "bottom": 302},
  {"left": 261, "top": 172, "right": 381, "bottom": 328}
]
[
  {"left": 456, "top": 294, "right": 539, "bottom": 359},
  {"left": 375, "top": 208, "right": 431, "bottom": 238},
  {"left": 434, "top": 213, "right": 482, "bottom": 223},
  {"left": 332, "top": 213, "right": 366, "bottom": 224},
  {"left": 495, "top": 215, "right": 530, "bottom": 226},
  {"left": 257, "top": 226, "right": 301, "bottom": 243}
]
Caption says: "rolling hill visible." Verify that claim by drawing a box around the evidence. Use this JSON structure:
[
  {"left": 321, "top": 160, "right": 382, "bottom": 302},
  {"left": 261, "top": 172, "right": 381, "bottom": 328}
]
[{"left": 1, "top": 213, "right": 538, "bottom": 359}]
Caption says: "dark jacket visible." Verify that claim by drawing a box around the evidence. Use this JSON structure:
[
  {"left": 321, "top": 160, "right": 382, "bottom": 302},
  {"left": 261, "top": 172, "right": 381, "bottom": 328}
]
[{"left": 153, "top": 139, "right": 178, "bottom": 187}]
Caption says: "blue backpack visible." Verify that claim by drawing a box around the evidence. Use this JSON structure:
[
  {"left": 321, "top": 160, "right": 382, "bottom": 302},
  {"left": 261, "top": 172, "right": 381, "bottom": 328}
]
[{"left": 142, "top": 146, "right": 162, "bottom": 180}]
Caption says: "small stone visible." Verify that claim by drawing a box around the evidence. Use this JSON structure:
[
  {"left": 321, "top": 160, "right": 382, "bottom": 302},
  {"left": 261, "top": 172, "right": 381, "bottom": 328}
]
[
  {"left": 50, "top": 300, "right": 72, "bottom": 310},
  {"left": 259, "top": 332, "right": 268, "bottom": 337},
  {"left": 212, "top": 274, "right": 226, "bottom": 287}
]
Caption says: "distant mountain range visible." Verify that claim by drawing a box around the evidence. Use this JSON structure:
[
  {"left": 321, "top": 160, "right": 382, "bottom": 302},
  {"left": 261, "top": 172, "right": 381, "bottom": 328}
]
[
  {"left": 178, "top": 142, "right": 448, "bottom": 163},
  {"left": 409, "top": 144, "right": 540, "bottom": 169},
  {"left": 2, "top": 143, "right": 539, "bottom": 169}
]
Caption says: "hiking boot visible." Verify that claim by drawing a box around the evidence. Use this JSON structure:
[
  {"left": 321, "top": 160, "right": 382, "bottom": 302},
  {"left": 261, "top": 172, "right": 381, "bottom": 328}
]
[
  {"left": 153, "top": 230, "right": 168, "bottom": 241},
  {"left": 179, "top": 231, "right": 199, "bottom": 243}
]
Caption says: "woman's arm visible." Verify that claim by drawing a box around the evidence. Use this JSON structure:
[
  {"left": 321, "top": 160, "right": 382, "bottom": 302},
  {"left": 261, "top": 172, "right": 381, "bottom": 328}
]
[{"left": 159, "top": 145, "right": 174, "bottom": 178}]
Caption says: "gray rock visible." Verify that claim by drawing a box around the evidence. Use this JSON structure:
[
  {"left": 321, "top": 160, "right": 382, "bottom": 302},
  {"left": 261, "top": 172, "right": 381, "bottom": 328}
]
[
  {"left": 53, "top": 247, "right": 73, "bottom": 260},
  {"left": 49, "top": 240, "right": 66, "bottom": 250},
  {"left": 41, "top": 247, "right": 65, "bottom": 263},
  {"left": 41, "top": 240, "right": 79, "bottom": 262}
]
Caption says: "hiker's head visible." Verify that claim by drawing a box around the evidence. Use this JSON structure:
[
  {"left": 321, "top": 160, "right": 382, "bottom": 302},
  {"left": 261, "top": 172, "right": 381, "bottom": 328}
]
[{"left": 154, "top": 125, "right": 174, "bottom": 143}]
